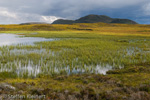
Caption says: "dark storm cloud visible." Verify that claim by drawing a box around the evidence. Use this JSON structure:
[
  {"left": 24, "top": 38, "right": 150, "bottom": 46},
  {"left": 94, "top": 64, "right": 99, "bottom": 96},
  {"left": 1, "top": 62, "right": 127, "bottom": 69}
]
[{"left": 0, "top": 0, "right": 150, "bottom": 24}]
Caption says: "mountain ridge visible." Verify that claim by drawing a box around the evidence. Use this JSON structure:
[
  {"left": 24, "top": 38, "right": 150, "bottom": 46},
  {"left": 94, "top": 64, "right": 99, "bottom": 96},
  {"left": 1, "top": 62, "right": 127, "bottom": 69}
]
[{"left": 52, "top": 14, "right": 137, "bottom": 24}]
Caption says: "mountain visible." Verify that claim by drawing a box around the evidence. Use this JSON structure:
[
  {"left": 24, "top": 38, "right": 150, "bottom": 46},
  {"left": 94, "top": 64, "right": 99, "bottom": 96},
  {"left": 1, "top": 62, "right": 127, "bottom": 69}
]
[
  {"left": 52, "top": 19, "right": 74, "bottom": 24},
  {"left": 75, "top": 15, "right": 113, "bottom": 23},
  {"left": 20, "top": 22, "right": 49, "bottom": 25},
  {"left": 110, "top": 19, "right": 137, "bottom": 24},
  {"left": 52, "top": 14, "right": 137, "bottom": 24}
]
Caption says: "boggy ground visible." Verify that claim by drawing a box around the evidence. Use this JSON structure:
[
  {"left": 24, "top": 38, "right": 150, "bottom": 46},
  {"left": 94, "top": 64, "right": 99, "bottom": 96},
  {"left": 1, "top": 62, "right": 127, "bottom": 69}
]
[
  {"left": 0, "top": 23, "right": 150, "bottom": 100},
  {"left": 1, "top": 66, "right": 150, "bottom": 100}
]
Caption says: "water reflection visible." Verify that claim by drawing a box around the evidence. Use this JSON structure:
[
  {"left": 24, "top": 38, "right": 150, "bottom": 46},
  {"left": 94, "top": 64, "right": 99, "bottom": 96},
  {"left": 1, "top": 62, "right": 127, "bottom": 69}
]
[
  {"left": 0, "top": 34, "right": 55, "bottom": 46},
  {"left": 0, "top": 34, "right": 122, "bottom": 77}
]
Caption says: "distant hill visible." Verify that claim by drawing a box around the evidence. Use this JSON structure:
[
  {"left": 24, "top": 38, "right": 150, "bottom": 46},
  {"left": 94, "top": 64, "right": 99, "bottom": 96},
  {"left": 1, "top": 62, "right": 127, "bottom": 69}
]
[
  {"left": 110, "top": 19, "right": 137, "bottom": 24},
  {"left": 52, "top": 14, "right": 137, "bottom": 24},
  {"left": 52, "top": 19, "right": 74, "bottom": 24},
  {"left": 75, "top": 15, "right": 113, "bottom": 23},
  {"left": 20, "top": 22, "right": 49, "bottom": 25}
]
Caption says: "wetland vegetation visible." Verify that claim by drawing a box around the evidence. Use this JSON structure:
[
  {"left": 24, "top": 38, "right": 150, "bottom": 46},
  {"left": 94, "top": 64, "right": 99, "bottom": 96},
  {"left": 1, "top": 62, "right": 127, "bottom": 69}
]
[{"left": 0, "top": 23, "right": 150, "bottom": 100}]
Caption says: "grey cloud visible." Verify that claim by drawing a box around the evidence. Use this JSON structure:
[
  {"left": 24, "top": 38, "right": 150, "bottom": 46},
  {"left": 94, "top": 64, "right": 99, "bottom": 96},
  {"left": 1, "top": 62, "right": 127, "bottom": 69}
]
[
  {"left": 0, "top": 7, "right": 61, "bottom": 24},
  {"left": 0, "top": 0, "right": 150, "bottom": 24},
  {"left": 142, "top": 3, "right": 150, "bottom": 15}
]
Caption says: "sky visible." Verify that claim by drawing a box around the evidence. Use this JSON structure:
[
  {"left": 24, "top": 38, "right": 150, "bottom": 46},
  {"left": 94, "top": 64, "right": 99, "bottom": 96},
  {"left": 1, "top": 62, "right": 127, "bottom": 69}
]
[{"left": 0, "top": 0, "right": 150, "bottom": 24}]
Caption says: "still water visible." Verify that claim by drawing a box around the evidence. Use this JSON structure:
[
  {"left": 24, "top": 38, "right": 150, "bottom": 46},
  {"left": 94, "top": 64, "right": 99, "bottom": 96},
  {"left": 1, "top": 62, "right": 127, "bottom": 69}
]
[
  {"left": 0, "top": 33, "right": 114, "bottom": 77},
  {"left": 0, "top": 33, "right": 55, "bottom": 46}
]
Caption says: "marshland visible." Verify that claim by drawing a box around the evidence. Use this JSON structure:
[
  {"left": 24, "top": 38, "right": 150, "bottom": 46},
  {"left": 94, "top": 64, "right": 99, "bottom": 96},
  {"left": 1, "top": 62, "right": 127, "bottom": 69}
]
[{"left": 0, "top": 23, "right": 150, "bottom": 100}]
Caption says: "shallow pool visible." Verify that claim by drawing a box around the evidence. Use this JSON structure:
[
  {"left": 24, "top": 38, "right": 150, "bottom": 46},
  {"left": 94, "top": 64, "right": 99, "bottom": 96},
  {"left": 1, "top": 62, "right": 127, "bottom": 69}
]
[{"left": 0, "top": 33, "right": 56, "bottom": 46}]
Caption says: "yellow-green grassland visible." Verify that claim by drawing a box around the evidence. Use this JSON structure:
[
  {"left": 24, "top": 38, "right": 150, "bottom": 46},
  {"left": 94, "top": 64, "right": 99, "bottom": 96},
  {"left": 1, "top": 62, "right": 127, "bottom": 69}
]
[{"left": 0, "top": 23, "right": 150, "bottom": 100}]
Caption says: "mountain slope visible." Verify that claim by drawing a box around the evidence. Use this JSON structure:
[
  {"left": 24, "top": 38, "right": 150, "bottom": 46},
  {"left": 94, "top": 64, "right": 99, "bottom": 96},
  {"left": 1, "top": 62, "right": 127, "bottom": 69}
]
[
  {"left": 52, "top": 14, "right": 137, "bottom": 24},
  {"left": 110, "top": 19, "right": 137, "bottom": 24},
  {"left": 52, "top": 19, "right": 74, "bottom": 24},
  {"left": 75, "top": 15, "right": 113, "bottom": 23}
]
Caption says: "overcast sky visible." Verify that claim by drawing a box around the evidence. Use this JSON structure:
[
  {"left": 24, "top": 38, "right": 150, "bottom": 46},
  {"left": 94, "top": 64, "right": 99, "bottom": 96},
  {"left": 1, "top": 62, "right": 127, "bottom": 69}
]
[{"left": 0, "top": 0, "right": 150, "bottom": 24}]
